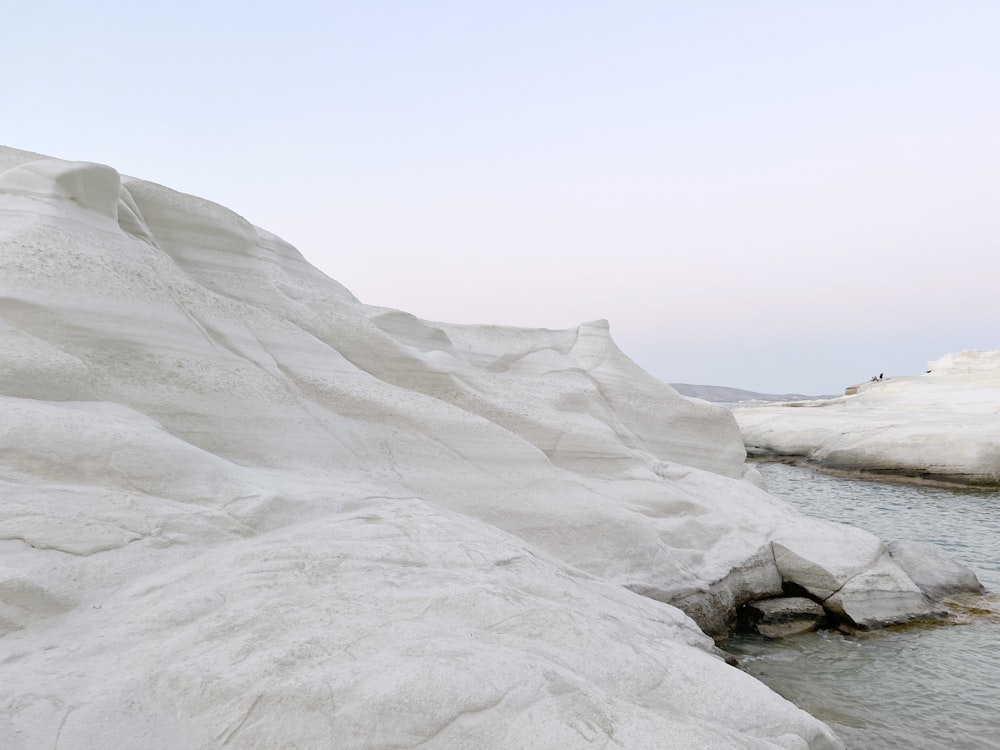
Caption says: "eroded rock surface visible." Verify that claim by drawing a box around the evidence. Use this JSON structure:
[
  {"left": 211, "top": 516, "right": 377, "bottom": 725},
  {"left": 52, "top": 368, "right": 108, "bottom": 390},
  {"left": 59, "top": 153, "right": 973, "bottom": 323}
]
[
  {"left": 734, "top": 355, "right": 1000, "bottom": 487},
  {"left": 0, "top": 146, "right": 979, "bottom": 748}
]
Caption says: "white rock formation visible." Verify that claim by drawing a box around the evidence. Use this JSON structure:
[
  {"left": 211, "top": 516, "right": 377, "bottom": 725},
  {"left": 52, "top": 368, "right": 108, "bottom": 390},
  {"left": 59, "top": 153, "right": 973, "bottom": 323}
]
[
  {"left": 0, "top": 145, "right": 974, "bottom": 747},
  {"left": 733, "top": 354, "right": 1000, "bottom": 486},
  {"left": 771, "top": 519, "right": 952, "bottom": 631},
  {"left": 888, "top": 539, "right": 984, "bottom": 601},
  {"left": 772, "top": 519, "right": 884, "bottom": 602},
  {"left": 822, "top": 554, "right": 944, "bottom": 632}
]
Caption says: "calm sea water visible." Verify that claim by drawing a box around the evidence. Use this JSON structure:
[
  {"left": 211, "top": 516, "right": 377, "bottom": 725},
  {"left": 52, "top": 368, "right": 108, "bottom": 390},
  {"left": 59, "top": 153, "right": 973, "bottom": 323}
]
[{"left": 724, "top": 462, "right": 1000, "bottom": 750}]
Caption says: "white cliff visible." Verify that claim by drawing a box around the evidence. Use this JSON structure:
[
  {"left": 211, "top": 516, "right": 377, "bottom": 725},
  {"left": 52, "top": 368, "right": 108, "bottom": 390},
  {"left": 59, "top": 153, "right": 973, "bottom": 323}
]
[
  {"left": 734, "top": 353, "right": 1000, "bottom": 487},
  {"left": 0, "top": 146, "right": 981, "bottom": 748}
]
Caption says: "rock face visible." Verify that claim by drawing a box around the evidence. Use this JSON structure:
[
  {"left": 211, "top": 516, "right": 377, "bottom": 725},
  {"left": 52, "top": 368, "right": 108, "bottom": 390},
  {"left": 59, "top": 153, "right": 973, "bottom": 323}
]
[
  {"left": 0, "top": 146, "right": 978, "bottom": 748},
  {"left": 770, "top": 519, "right": 958, "bottom": 632},
  {"left": 822, "top": 555, "right": 946, "bottom": 632},
  {"left": 772, "top": 520, "right": 884, "bottom": 601},
  {"left": 733, "top": 356, "right": 1000, "bottom": 487},
  {"left": 888, "top": 540, "right": 984, "bottom": 601}
]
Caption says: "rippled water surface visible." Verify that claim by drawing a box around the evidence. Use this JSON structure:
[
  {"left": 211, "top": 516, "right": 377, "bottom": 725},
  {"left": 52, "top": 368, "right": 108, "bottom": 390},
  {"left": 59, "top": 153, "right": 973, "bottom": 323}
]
[{"left": 724, "top": 462, "right": 1000, "bottom": 750}]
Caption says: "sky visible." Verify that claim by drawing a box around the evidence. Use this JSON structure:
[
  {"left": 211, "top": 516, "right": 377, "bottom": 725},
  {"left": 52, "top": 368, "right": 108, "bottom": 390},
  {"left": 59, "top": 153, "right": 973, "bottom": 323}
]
[{"left": 3, "top": 1, "right": 998, "bottom": 394}]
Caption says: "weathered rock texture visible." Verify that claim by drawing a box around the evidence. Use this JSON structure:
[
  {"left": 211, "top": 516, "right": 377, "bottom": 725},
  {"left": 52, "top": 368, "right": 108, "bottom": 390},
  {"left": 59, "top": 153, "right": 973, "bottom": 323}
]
[{"left": 0, "top": 146, "right": 981, "bottom": 748}]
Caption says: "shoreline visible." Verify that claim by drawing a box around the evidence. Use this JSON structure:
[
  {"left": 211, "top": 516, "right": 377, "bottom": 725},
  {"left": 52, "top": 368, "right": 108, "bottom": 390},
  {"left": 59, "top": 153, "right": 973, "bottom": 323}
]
[{"left": 746, "top": 454, "right": 1000, "bottom": 491}]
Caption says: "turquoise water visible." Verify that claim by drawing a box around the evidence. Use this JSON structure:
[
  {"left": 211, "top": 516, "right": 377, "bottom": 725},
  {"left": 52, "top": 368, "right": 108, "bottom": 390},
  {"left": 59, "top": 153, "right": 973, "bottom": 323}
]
[{"left": 724, "top": 462, "right": 1000, "bottom": 750}]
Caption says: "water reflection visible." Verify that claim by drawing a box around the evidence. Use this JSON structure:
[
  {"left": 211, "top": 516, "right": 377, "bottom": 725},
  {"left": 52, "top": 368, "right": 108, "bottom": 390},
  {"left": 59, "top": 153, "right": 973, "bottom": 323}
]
[{"left": 723, "top": 462, "right": 1000, "bottom": 750}]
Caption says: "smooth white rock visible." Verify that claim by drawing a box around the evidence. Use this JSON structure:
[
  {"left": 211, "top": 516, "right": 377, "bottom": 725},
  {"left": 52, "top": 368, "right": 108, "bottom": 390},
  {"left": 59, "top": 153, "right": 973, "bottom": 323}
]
[
  {"left": 888, "top": 539, "right": 984, "bottom": 600},
  {"left": 823, "top": 553, "right": 942, "bottom": 631},
  {"left": 734, "top": 356, "right": 1000, "bottom": 485},
  {"left": 1, "top": 501, "right": 844, "bottom": 750},
  {"left": 2, "top": 146, "right": 953, "bottom": 747},
  {"left": 771, "top": 519, "right": 884, "bottom": 601}
]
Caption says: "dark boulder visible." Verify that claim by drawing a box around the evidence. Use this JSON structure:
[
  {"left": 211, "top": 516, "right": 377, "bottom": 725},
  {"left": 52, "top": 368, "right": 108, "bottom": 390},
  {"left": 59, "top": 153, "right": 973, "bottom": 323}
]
[{"left": 738, "top": 597, "right": 827, "bottom": 638}]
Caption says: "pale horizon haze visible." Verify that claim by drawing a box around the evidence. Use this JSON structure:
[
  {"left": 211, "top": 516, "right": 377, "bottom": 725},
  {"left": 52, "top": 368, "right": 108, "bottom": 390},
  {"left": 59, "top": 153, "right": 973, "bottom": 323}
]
[{"left": 4, "top": 1, "right": 998, "bottom": 395}]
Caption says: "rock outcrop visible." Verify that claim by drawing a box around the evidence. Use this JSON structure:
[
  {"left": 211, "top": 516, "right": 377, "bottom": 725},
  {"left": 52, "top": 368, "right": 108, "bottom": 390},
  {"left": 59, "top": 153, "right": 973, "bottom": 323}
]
[
  {"left": 734, "top": 354, "right": 1000, "bottom": 487},
  {"left": 0, "top": 146, "right": 983, "bottom": 748},
  {"left": 888, "top": 539, "right": 985, "bottom": 601},
  {"left": 739, "top": 598, "right": 827, "bottom": 638}
]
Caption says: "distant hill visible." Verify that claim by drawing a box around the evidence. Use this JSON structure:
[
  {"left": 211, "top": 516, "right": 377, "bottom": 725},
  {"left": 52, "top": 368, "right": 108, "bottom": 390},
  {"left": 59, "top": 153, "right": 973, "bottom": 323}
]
[{"left": 669, "top": 383, "right": 833, "bottom": 403}]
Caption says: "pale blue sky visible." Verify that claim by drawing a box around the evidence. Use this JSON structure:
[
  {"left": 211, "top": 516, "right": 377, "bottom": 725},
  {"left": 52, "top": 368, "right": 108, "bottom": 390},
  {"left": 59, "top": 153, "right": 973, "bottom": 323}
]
[{"left": 4, "top": 1, "right": 998, "bottom": 394}]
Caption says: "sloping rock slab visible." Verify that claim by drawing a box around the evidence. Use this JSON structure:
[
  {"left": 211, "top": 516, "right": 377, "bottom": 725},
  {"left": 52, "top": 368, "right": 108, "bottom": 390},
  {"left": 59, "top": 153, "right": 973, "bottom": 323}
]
[
  {"left": 824, "top": 554, "right": 946, "bottom": 631},
  {"left": 888, "top": 539, "right": 983, "bottom": 601},
  {"left": 772, "top": 520, "right": 883, "bottom": 600}
]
